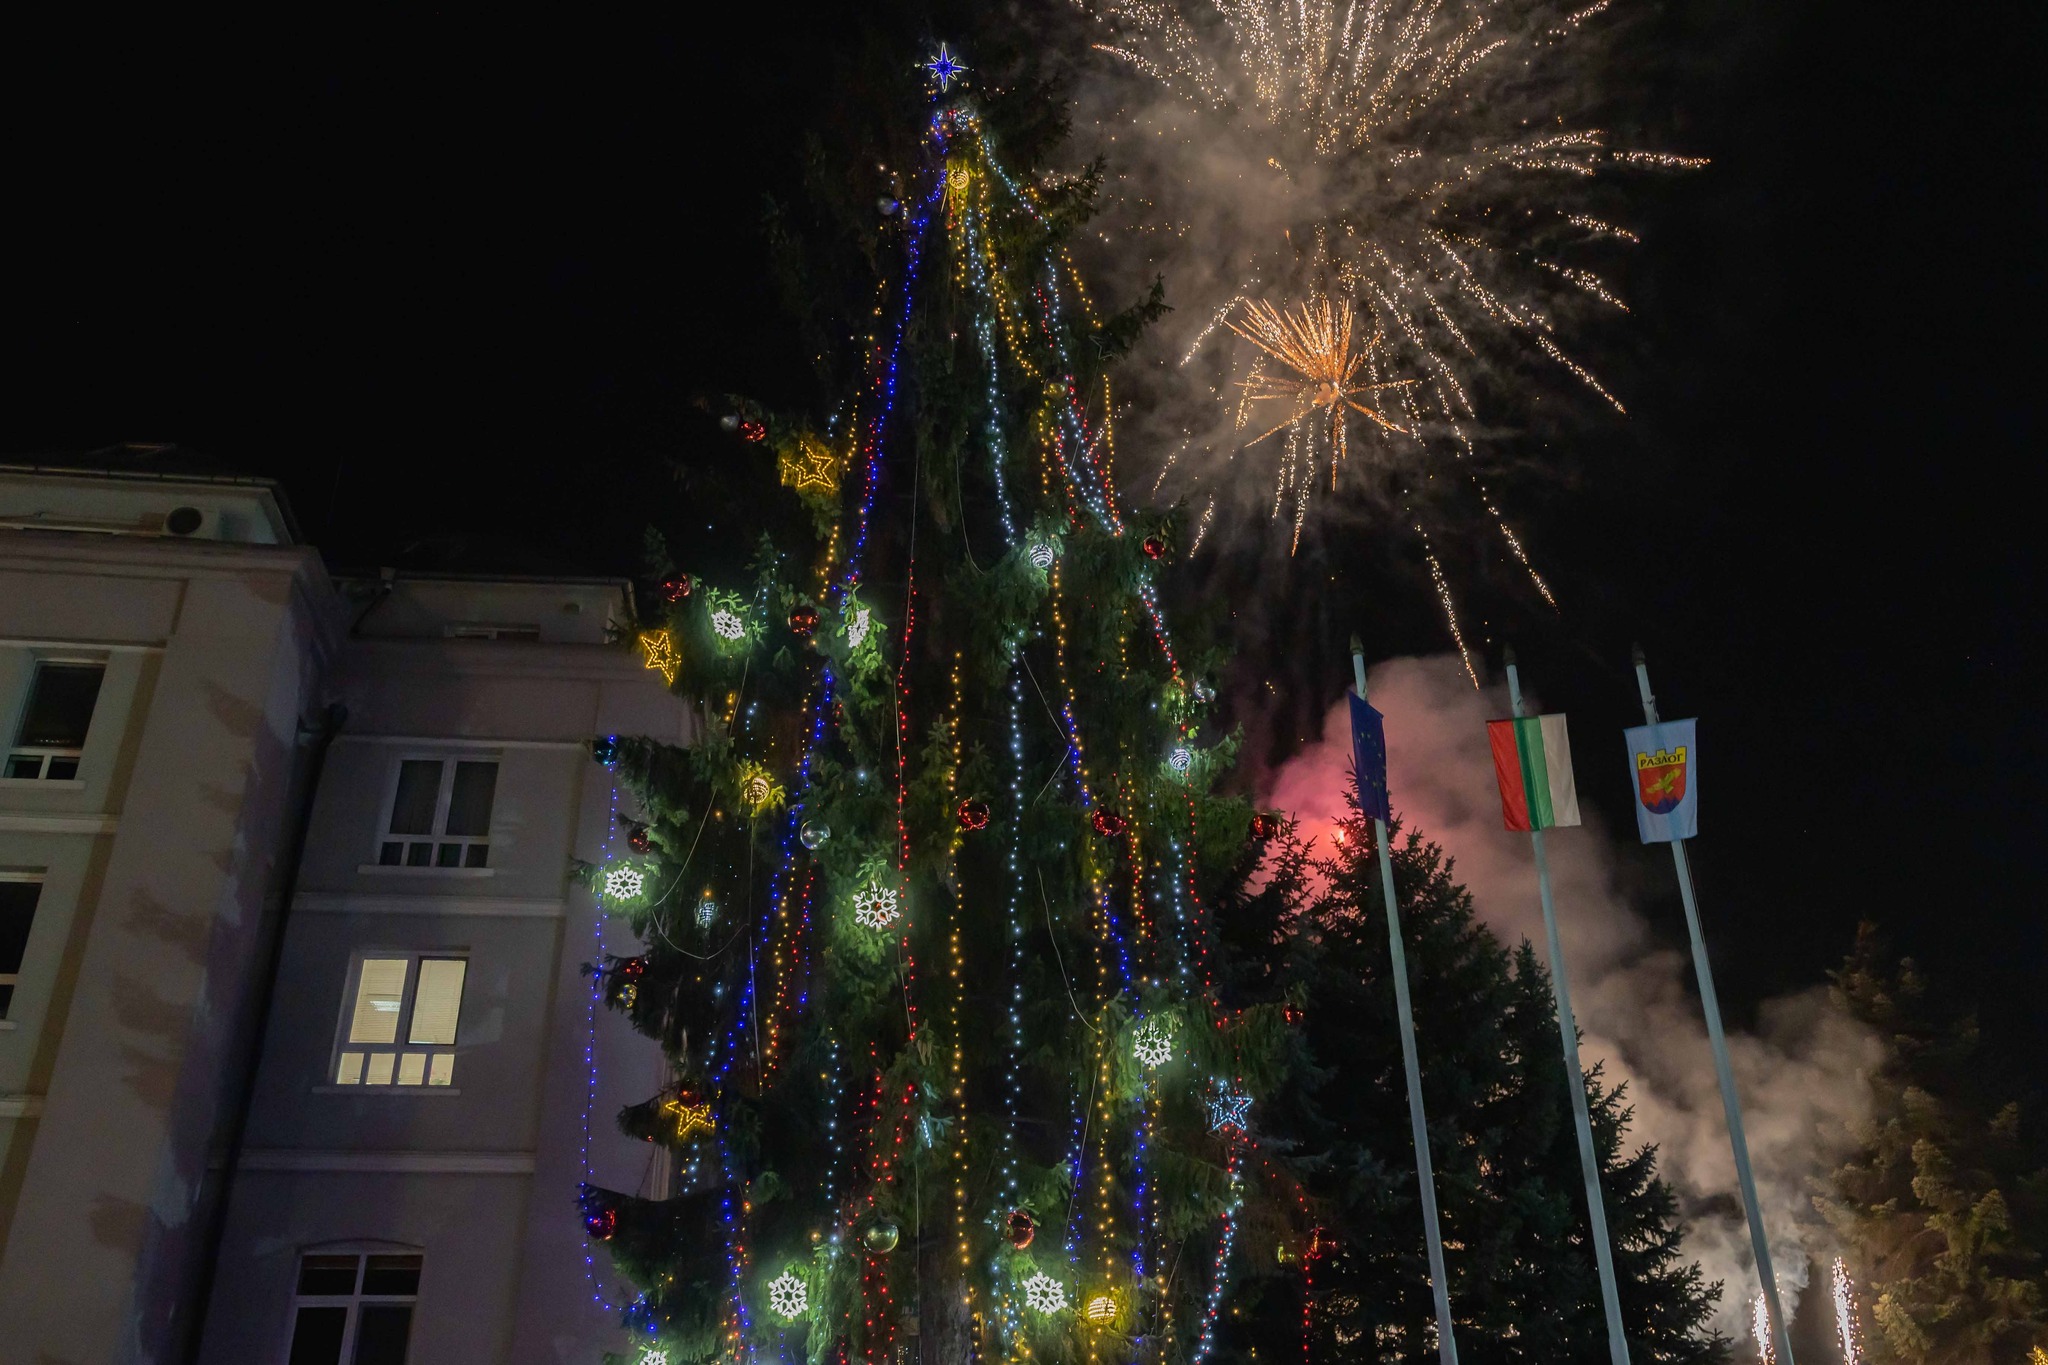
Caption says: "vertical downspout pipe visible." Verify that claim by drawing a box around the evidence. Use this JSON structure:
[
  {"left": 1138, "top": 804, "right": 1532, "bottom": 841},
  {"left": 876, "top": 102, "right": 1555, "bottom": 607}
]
[{"left": 178, "top": 700, "right": 347, "bottom": 1364}]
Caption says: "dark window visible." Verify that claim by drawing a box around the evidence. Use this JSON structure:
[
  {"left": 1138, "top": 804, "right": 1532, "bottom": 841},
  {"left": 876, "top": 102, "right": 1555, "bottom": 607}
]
[
  {"left": 0, "top": 879, "right": 43, "bottom": 1017},
  {"left": 380, "top": 759, "right": 496, "bottom": 869},
  {"left": 297, "top": 1255, "right": 360, "bottom": 1296},
  {"left": 361, "top": 1256, "right": 421, "bottom": 1296},
  {"left": 443, "top": 762, "right": 497, "bottom": 835},
  {"left": 7, "top": 662, "right": 105, "bottom": 780},
  {"left": 287, "top": 1252, "right": 420, "bottom": 1365},
  {"left": 387, "top": 761, "right": 442, "bottom": 836},
  {"left": 286, "top": 1306, "right": 347, "bottom": 1365},
  {"left": 351, "top": 1305, "right": 414, "bottom": 1364},
  {"left": 14, "top": 663, "right": 103, "bottom": 748}
]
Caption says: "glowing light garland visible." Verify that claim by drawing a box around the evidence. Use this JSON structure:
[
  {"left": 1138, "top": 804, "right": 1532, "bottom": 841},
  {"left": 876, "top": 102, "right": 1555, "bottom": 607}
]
[{"left": 1191, "top": 1152, "right": 1244, "bottom": 1364}]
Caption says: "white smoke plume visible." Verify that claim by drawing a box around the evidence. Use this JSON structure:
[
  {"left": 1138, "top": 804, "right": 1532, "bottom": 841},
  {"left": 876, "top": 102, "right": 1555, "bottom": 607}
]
[{"left": 1262, "top": 655, "right": 1881, "bottom": 1334}]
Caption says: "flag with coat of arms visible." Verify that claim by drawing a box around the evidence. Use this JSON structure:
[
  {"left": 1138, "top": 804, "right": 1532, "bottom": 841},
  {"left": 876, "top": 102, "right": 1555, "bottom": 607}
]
[{"left": 1624, "top": 718, "right": 1698, "bottom": 843}]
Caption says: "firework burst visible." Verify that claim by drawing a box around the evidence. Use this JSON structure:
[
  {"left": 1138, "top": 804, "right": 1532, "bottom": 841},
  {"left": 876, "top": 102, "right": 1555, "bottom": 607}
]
[
  {"left": 1079, "top": 0, "right": 1695, "bottom": 671},
  {"left": 1228, "top": 297, "right": 1414, "bottom": 538}
]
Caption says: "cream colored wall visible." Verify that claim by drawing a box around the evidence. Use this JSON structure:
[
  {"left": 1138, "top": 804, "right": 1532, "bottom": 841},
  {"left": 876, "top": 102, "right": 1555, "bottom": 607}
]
[{"left": 0, "top": 531, "right": 335, "bottom": 1365}]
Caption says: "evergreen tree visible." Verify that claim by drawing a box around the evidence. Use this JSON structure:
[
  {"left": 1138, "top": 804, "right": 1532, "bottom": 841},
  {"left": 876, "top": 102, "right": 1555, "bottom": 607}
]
[
  {"left": 579, "top": 46, "right": 1285, "bottom": 1365},
  {"left": 1819, "top": 925, "right": 2048, "bottom": 1365},
  {"left": 1213, "top": 814, "right": 1721, "bottom": 1365}
]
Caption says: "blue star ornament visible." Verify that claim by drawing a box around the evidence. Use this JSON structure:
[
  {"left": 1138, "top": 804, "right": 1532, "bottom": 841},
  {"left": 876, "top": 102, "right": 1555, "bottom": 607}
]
[
  {"left": 1207, "top": 1081, "right": 1253, "bottom": 1135},
  {"left": 923, "top": 43, "right": 967, "bottom": 92}
]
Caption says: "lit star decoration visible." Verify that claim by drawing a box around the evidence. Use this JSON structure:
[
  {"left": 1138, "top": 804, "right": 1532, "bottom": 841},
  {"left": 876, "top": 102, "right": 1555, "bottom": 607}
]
[
  {"left": 661, "top": 1094, "right": 716, "bottom": 1141},
  {"left": 638, "top": 629, "right": 680, "bottom": 685},
  {"left": 603, "top": 866, "right": 646, "bottom": 902},
  {"left": 1133, "top": 1017, "right": 1174, "bottom": 1068},
  {"left": 779, "top": 434, "right": 843, "bottom": 494},
  {"left": 852, "top": 882, "right": 901, "bottom": 931},
  {"left": 1207, "top": 1080, "right": 1253, "bottom": 1135},
  {"left": 1022, "top": 1271, "right": 1067, "bottom": 1314},
  {"left": 767, "top": 1270, "right": 808, "bottom": 1320},
  {"left": 923, "top": 42, "right": 967, "bottom": 92}
]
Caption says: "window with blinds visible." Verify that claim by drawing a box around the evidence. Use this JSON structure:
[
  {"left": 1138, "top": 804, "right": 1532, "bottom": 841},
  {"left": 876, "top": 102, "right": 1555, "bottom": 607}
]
[
  {"left": 331, "top": 953, "right": 467, "bottom": 1088},
  {"left": 375, "top": 758, "right": 497, "bottom": 868}
]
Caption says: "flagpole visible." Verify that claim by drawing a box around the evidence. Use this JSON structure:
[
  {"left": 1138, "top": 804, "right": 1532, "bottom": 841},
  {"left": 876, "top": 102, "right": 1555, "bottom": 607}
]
[
  {"left": 1504, "top": 649, "right": 1631, "bottom": 1365},
  {"left": 1631, "top": 646, "right": 1794, "bottom": 1365},
  {"left": 1352, "top": 638, "right": 1460, "bottom": 1365}
]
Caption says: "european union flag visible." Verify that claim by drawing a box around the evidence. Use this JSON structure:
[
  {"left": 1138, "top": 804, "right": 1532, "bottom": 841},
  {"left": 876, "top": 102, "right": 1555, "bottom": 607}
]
[{"left": 1349, "top": 693, "right": 1391, "bottom": 823}]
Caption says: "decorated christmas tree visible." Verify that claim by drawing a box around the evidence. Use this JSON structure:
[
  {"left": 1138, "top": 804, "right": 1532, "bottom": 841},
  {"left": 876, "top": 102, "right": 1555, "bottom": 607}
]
[{"left": 578, "top": 46, "right": 1287, "bottom": 1365}]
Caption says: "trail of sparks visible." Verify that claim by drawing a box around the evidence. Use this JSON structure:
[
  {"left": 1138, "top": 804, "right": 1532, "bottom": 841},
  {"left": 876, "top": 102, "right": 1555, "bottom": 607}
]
[{"left": 1831, "top": 1258, "right": 1862, "bottom": 1365}]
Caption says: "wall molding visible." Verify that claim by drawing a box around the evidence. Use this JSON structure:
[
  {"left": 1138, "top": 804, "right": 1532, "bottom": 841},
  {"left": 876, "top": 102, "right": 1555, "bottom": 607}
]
[
  {"left": 334, "top": 735, "right": 587, "bottom": 751},
  {"left": 236, "top": 1148, "right": 536, "bottom": 1175},
  {"left": 294, "top": 892, "right": 566, "bottom": 919},
  {"left": 0, "top": 812, "right": 118, "bottom": 835},
  {"left": 0, "top": 1093, "right": 46, "bottom": 1119}
]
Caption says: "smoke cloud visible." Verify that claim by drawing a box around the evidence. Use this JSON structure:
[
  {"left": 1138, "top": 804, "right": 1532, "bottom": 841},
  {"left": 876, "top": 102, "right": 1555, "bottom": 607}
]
[{"left": 1263, "top": 655, "right": 1880, "bottom": 1335}]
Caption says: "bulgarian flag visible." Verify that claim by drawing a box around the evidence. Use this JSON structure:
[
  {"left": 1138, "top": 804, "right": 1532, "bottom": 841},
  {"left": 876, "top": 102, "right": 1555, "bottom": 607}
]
[{"left": 1486, "top": 715, "right": 1582, "bottom": 831}]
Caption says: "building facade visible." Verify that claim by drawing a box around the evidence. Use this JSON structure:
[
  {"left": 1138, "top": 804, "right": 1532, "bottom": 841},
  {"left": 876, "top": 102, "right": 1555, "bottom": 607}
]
[{"left": 0, "top": 458, "right": 677, "bottom": 1364}]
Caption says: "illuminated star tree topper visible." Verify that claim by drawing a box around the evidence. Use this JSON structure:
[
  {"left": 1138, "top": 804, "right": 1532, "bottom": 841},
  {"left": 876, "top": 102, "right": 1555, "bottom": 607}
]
[{"left": 923, "top": 42, "right": 967, "bottom": 92}]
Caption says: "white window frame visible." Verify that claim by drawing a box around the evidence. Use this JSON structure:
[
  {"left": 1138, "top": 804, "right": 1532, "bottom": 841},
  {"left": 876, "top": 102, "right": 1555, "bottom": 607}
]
[
  {"left": 372, "top": 754, "right": 499, "bottom": 870},
  {"left": 0, "top": 872, "right": 46, "bottom": 1022},
  {"left": 282, "top": 1243, "right": 423, "bottom": 1365},
  {"left": 4, "top": 655, "right": 107, "bottom": 782},
  {"left": 328, "top": 950, "right": 467, "bottom": 1090}
]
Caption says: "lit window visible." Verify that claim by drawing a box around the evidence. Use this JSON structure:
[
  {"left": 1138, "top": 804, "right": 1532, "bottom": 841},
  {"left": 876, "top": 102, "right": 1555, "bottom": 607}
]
[
  {"left": 0, "top": 875, "right": 44, "bottom": 1018},
  {"left": 286, "top": 1250, "right": 421, "bottom": 1365},
  {"left": 5, "top": 661, "right": 104, "bottom": 780},
  {"left": 331, "top": 954, "right": 466, "bottom": 1088},
  {"left": 375, "top": 759, "right": 497, "bottom": 869}
]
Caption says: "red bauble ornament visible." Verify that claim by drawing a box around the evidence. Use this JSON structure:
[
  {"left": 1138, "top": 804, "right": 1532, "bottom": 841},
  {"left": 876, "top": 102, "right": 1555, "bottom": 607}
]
[
  {"left": 789, "top": 604, "right": 820, "bottom": 637},
  {"left": 1091, "top": 808, "right": 1127, "bottom": 838},
  {"left": 659, "top": 574, "right": 692, "bottom": 603},
  {"left": 1006, "top": 1209, "right": 1036, "bottom": 1250},
  {"left": 627, "top": 824, "right": 653, "bottom": 854},
  {"left": 1141, "top": 535, "right": 1166, "bottom": 560},
  {"left": 1249, "top": 811, "right": 1278, "bottom": 841},
  {"left": 586, "top": 1207, "right": 617, "bottom": 1240},
  {"left": 1283, "top": 1002, "right": 1305, "bottom": 1026},
  {"left": 956, "top": 798, "right": 990, "bottom": 832},
  {"left": 738, "top": 419, "right": 767, "bottom": 443},
  {"left": 616, "top": 956, "right": 646, "bottom": 981}
]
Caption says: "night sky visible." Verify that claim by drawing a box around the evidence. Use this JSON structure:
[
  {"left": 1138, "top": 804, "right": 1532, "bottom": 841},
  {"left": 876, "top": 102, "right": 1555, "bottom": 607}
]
[{"left": 7, "top": 5, "right": 2042, "bottom": 1057}]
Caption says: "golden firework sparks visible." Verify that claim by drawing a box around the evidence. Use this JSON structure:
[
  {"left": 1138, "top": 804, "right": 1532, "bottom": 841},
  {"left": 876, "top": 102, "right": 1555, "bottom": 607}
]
[{"left": 1228, "top": 297, "right": 1414, "bottom": 473}]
